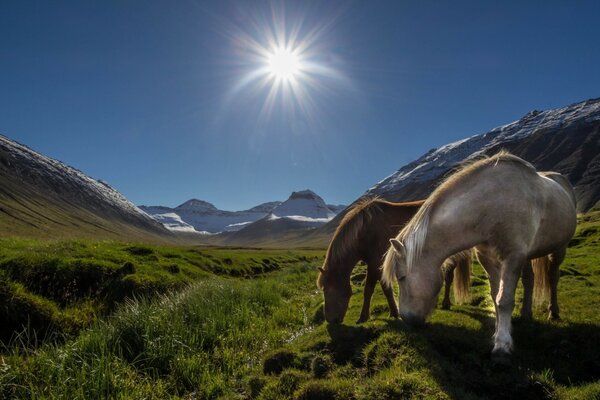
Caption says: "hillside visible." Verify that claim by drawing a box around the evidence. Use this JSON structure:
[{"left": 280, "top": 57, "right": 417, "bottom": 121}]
[
  {"left": 367, "top": 98, "right": 600, "bottom": 211},
  {"left": 0, "top": 134, "right": 172, "bottom": 242}
]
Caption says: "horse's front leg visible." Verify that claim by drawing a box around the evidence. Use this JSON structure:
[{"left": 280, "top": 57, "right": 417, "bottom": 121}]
[
  {"left": 520, "top": 261, "right": 533, "bottom": 319},
  {"left": 357, "top": 273, "right": 377, "bottom": 324},
  {"left": 476, "top": 248, "right": 500, "bottom": 330},
  {"left": 381, "top": 280, "right": 399, "bottom": 319},
  {"left": 441, "top": 264, "right": 454, "bottom": 310},
  {"left": 492, "top": 255, "right": 525, "bottom": 365}
]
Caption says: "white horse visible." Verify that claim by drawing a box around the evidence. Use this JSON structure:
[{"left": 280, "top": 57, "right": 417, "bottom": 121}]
[{"left": 381, "top": 152, "right": 576, "bottom": 363}]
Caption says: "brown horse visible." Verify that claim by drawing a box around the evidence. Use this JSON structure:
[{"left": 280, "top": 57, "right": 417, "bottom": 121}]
[
  {"left": 382, "top": 153, "right": 576, "bottom": 363},
  {"left": 316, "top": 198, "right": 471, "bottom": 324}
]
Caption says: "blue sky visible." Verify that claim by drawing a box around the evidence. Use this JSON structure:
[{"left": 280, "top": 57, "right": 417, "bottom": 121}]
[{"left": 2, "top": 1, "right": 600, "bottom": 210}]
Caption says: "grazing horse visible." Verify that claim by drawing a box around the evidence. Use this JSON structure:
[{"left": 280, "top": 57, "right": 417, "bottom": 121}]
[
  {"left": 382, "top": 152, "right": 577, "bottom": 363},
  {"left": 316, "top": 198, "right": 471, "bottom": 324}
]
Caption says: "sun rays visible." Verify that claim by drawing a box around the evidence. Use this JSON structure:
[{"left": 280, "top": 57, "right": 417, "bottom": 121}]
[{"left": 221, "top": 3, "right": 352, "bottom": 127}]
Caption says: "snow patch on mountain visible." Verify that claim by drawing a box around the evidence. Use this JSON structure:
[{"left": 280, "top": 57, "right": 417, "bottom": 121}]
[
  {"left": 151, "top": 213, "right": 210, "bottom": 234},
  {"left": 367, "top": 98, "right": 600, "bottom": 197}
]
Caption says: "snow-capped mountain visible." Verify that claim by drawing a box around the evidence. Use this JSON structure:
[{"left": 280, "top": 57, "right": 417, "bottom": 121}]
[
  {"left": 271, "top": 190, "right": 335, "bottom": 220},
  {"left": 0, "top": 134, "right": 170, "bottom": 240},
  {"left": 142, "top": 190, "right": 345, "bottom": 237},
  {"left": 219, "top": 190, "right": 343, "bottom": 246},
  {"left": 366, "top": 98, "right": 600, "bottom": 211},
  {"left": 140, "top": 200, "right": 282, "bottom": 233}
]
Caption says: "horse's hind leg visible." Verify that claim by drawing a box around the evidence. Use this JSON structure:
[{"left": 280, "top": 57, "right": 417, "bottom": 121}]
[
  {"left": 441, "top": 264, "right": 454, "bottom": 310},
  {"left": 520, "top": 261, "right": 533, "bottom": 320},
  {"left": 548, "top": 248, "right": 566, "bottom": 320}
]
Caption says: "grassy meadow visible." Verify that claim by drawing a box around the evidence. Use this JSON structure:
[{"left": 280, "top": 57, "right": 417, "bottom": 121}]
[{"left": 1, "top": 212, "right": 599, "bottom": 399}]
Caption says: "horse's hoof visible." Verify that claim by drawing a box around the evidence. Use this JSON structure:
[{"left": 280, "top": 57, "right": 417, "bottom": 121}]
[
  {"left": 520, "top": 311, "right": 533, "bottom": 320},
  {"left": 491, "top": 349, "right": 511, "bottom": 367},
  {"left": 356, "top": 316, "right": 369, "bottom": 324},
  {"left": 440, "top": 303, "right": 450, "bottom": 310},
  {"left": 548, "top": 313, "right": 561, "bottom": 321}
]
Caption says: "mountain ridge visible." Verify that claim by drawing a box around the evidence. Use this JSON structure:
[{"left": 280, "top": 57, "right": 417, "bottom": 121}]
[
  {"left": 141, "top": 190, "right": 344, "bottom": 234},
  {"left": 0, "top": 134, "right": 172, "bottom": 241}
]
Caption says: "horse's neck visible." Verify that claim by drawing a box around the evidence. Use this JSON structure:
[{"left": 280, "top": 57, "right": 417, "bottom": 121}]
[
  {"left": 328, "top": 235, "right": 361, "bottom": 278},
  {"left": 422, "top": 199, "right": 483, "bottom": 264}
]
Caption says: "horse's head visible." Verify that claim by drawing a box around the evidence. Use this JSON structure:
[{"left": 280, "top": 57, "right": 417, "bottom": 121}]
[
  {"left": 317, "top": 265, "right": 351, "bottom": 324},
  {"left": 385, "top": 239, "right": 442, "bottom": 326}
]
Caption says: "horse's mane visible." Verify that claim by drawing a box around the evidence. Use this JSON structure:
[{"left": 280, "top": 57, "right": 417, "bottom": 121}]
[
  {"left": 317, "top": 197, "right": 385, "bottom": 288},
  {"left": 391, "top": 151, "right": 535, "bottom": 273}
]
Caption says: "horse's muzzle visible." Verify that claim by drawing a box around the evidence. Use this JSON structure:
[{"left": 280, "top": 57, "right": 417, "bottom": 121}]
[{"left": 401, "top": 312, "right": 426, "bottom": 327}]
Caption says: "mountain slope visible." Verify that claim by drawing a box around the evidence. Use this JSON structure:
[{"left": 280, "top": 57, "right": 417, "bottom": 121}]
[
  {"left": 0, "top": 134, "right": 171, "bottom": 241},
  {"left": 293, "top": 97, "right": 600, "bottom": 249},
  {"left": 367, "top": 98, "right": 600, "bottom": 211}
]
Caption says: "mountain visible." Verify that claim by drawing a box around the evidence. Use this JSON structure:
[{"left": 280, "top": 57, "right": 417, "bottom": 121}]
[
  {"left": 271, "top": 190, "right": 335, "bottom": 219},
  {"left": 0, "top": 134, "right": 171, "bottom": 241},
  {"left": 218, "top": 190, "right": 341, "bottom": 246},
  {"left": 142, "top": 190, "right": 345, "bottom": 235},
  {"left": 367, "top": 97, "right": 600, "bottom": 212},
  {"left": 140, "top": 200, "right": 282, "bottom": 234}
]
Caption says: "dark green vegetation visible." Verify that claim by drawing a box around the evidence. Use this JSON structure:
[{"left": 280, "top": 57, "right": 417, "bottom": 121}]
[
  {"left": 0, "top": 239, "right": 322, "bottom": 345},
  {"left": 1, "top": 212, "right": 599, "bottom": 399}
]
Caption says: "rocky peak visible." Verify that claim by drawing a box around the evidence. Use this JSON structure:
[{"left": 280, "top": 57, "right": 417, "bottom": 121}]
[{"left": 175, "top": 199, "right": 218, "bottom": 213}]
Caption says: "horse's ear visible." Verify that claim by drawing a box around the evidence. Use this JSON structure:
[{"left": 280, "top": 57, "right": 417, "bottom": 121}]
[
  {"left": 318, "top": 267, "right": 325, "bottom": 273},
  {"left": 389, "top": 239, "right": 405, "bottom": 256}
]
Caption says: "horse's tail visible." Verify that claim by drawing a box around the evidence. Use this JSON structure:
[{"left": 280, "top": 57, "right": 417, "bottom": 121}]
[
  {"left": 380, "top": 247, "right": 397, "bottom": 288},
  {"left": 532, "top": 255, "right": 552, "bottom": 305},
  {"left": 452, "top": 250, "right": 472, "bottom": 304}
]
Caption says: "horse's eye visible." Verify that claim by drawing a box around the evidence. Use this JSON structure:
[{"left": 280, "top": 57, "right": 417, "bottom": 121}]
[{"left": 399, "top": 276, "right": 406, "bottom": 282}]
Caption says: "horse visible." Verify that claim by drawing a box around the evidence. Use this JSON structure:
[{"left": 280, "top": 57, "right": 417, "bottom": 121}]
[
  {"left": 381, "top": 152, "right": 577, "bottom": 363},
  {"left": 316, "top": 198, "right": 472, "bottom": 324}
]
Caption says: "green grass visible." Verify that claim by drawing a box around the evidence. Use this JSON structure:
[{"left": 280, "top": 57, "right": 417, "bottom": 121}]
[
  {"left": 1, "top": 212, "right": 599, "bottom": 399},
  {"left": 0, "top": 238, "right": 323, "bottom": 345}
]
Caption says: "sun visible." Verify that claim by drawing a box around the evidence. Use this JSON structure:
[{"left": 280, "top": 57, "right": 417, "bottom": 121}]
[{"left": 267, "top": 47, "right": 301, "bottom": 81}]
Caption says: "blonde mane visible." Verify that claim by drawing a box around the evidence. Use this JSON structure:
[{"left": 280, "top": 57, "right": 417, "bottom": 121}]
[{"left": 388, "top": 151, "right": 535, "bottom": 275}]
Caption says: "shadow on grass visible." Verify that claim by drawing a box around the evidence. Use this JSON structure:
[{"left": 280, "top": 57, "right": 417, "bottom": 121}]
[{"left": 321, "top": 308, "right": 600, "bottom": 399}]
